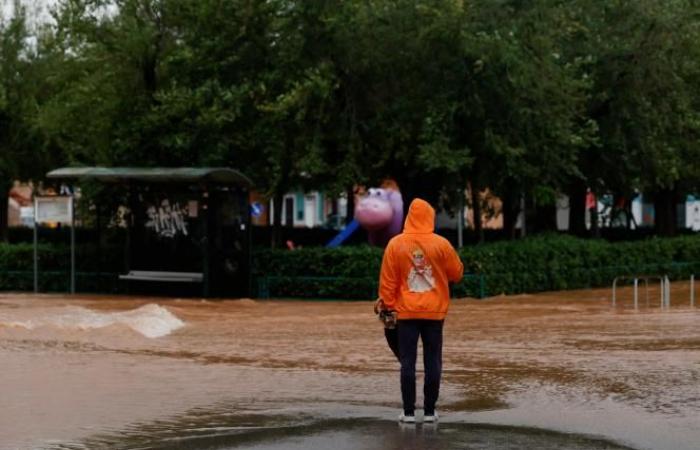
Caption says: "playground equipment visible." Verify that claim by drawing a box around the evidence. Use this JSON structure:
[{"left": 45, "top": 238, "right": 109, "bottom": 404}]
[
  {"left": 612, "top": 274, "right": 697, "bottom": 309},
  {"left": 354, "top": 187, "right": 403, "bottom": 247},
  {"left": 326, "top": 220, "right": 360, "bottom": 248},
  {"left": 326, "top": 185, "right": 404, "bottom": 248}
]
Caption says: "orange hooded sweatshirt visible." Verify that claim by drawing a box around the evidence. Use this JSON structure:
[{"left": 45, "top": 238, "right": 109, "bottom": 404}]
[{"left": 379, "top": 199, "right": 464, "bottom": 320}]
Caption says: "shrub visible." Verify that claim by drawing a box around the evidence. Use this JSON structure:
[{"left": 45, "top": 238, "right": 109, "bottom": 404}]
[
  {"left": 253, "top": 235, "right": 700, "bottom": 298},
  {"left": 5, "top": 234, "right": 700, "bottom": 298},
  {"left": 0, "top": 242, "right": 124, "bottom": 292}
]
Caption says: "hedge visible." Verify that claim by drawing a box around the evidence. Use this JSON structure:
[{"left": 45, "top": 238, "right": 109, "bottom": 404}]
[
  {"left": 253, "top": 234, "right": 700, "bottom": 299},
  {"left": 4, "top": 234, "right": 700, "bottom": 298},
  {"left": 0, "top": 242, "right": 124, "bottom": 292}
]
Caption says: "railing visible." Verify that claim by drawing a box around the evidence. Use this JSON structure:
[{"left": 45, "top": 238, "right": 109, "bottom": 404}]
[
  {"left": 612, "top": 275, "right": 667, "bottom": 309},
  {"left": 612, "top": 273, "right": 697, "bottom": 309}
]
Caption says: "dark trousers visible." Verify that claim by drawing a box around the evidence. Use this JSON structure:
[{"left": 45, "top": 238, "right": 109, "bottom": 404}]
[
  {"left": 385, "top": 328, "right": 400, "bottom": 360},
  {"left": 397, "top": 319, "right": 444, "bottom": 416}
]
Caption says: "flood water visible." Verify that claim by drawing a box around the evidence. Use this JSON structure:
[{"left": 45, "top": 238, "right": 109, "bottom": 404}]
[{"left": 0, "top": 282, "right": 698, "bottom": 450}]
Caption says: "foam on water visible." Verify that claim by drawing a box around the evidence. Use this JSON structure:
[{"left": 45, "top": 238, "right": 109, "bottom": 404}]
[{"left": 0, "top": 303, "right": 185, "bottom": 338}]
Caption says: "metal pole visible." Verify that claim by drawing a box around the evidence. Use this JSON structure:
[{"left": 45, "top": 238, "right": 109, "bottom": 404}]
[
  {"left": 633, "top": 278, "right": 639, "bottom": 310},
  {"left": 612, "top": 277, "right": 617, "bottom": 307},
  {"left": 660, "top": 278, "right": 665, "bottom": 309},
  {"left": 33, "top": 197, "right": 38, "bottom": 294},
  {"left": 202, "top": 189, "right": 210, "bottom": 298},
  {"left": 664, "top": 276, "right": 670, "bottom": 309},
  {"left": 691, "top": 274, "right": 695, "bottom": 308},
  {"left": 70, "top": 193, "right": 76, "bottom": 294},
  {"left": 521, "top": 194, "right": 527, "bottom": 237}
]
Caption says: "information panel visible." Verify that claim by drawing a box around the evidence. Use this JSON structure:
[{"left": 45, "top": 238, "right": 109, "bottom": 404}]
[{"left": 35, "top": 196, "right": 73, "bottom": 224}]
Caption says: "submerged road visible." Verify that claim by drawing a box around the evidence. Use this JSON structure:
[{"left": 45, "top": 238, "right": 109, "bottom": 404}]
[{"left": 0, "top": 284, "right": 698, "bottom": 449}]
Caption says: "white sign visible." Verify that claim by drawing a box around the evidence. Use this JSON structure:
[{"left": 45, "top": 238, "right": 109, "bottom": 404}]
[
  {"left": 686, "top": 195, "right": 700, "bottom": 231},
  {"left": 35, "top": 196, "right": 73, "bottom": 224}
]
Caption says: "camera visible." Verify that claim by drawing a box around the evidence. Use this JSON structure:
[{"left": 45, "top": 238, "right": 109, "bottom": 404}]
[{"left": 379, "top": 309, "right": 397, "bottom": 329}]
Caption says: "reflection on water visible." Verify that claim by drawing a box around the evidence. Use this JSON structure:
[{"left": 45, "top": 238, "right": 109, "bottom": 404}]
[
  {"left": 0, "top": 285, "right": 699, "bottom": 450},
  {"left": 215, "top": 421, "right": 636, "bottom": 450},
  {"left": 53, "top": 416, "right": 636, "bottom": 450}
]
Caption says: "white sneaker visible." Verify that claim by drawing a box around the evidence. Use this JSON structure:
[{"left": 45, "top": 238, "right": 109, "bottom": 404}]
[
  {"left": 423, "top": 411, "right": 439, "bottom": 423},
  {"left": 398, "top": 412, "right": 416, "bottom": 423}
]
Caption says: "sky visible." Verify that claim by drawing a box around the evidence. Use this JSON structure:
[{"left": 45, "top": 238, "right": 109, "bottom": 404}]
[{"left": 1, "top": 0, "right": 57, "bottom": 25}]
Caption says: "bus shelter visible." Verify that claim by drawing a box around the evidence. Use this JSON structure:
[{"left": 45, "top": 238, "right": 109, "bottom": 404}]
[{"left": 47, "top": 167, "right": 253, "bottom": 298}]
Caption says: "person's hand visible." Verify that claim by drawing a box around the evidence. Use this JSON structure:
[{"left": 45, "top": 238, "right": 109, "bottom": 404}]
[{"left": 373, "top": 298, "right": 385, "bottom": 315}]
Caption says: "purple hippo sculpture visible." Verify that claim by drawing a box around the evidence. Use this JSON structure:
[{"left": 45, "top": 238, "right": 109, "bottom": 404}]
[{"left": 354, "top": 188, "right": 404, "bottom": 247}]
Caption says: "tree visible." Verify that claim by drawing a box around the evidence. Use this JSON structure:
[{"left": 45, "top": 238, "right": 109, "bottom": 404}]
[
  {"left": 439, "top": 0, "right": 594, "bottom": 240},
  {"left": 567, "top": 0, "right": 700, "bottom": 236},
  {"left": 326, "top": 0, "right": 473, "bottom": 210},
  {"left": 29, "top": 0, "right": 700, "bottom": 244},
  {"left": 0, "top": 2, "right": 59, "bottom": 240}
]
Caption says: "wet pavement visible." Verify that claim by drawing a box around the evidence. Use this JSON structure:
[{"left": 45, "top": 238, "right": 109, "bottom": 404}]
[
  {"left": 0, "top": 282, "right": 698, "bottom": 449},
  {"left": 75, "top": 419, "right": 637, "bottom": 450}
]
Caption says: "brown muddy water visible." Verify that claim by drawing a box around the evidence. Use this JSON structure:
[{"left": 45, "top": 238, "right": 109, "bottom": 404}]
[{"left": 0, "top": 282, "right": 698, "bottom": 450}]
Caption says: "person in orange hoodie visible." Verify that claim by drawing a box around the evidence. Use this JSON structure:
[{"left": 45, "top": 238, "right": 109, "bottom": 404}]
[{"left": 378, "top": 198, "right": 464, "bottom": 423}]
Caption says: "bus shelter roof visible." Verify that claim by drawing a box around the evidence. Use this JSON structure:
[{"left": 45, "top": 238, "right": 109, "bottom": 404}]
[{"left": 46, "top": 167, "right": 253, "bottom": 188}]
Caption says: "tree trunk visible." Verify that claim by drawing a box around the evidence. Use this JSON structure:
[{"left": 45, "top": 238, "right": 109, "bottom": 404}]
[
  {"left": 345, "top": 185, "right": 355, "bottom": 225},
  {"left": 0, "top": 184, "right": 8, "bottom": 243},
  {"left": 271, "top": 191, "right": 284, "bottom": 249},
  {"left": 533, "top": 201, "right": 558, "bottom": 233},
  {"left": 590, "top": 195, "right": 600, "bottom": 238},
  {"left": 470, "top": 181, "right": 484, "bottom": 244},
  {"left": 653, "top": 188, "right": 678, "bottom": 237},
  {"left": 501, "top": 188, "right": 520, "bottom": 240},
  {"left": 568, "top": 180, "right": 588, "bottom": 237},
  {"left": 394, "top": 166, "right": 444, "bottom": 218}
]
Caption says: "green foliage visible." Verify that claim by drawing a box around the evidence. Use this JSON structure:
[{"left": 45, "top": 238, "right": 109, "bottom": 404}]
[
  {"left": 0, "top": 241, "right": 123, "bottom": 271},
  {"left": 253, "top": 245, "right": 385, "bottom": 299},
  {"left": 3, "top": 234, "right": 700, "bottom": 297},
  {"left": 0, "top": 243, "right": 66, "bottom": 271},
  {"left": 254, "top": 245, "right": 384, "bottom": 278},
  {"left": 4, "top": 0, "right": 700, "bottom": 244},
  {"left": 253, "top": 235, "right": 700, "bottom": 298},
  {"left": 1, "top": 2, "right": 62, "bottom": 184}
]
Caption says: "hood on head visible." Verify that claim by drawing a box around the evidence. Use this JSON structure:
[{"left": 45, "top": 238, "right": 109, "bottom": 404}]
[{"left": 403, "top": 198, "right": 435, "bottom": 234}]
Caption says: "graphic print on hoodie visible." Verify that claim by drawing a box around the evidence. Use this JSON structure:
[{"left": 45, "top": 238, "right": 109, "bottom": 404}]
[{"left": 407, "top": 247, "right": 436, "bottom": 293}]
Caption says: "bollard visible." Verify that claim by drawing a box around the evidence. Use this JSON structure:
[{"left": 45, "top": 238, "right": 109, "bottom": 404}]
[
  {"left": 633, "top": 278, "right": 639, "bottom": 310},
  {"left": 691, "top": 275, "right": 695, "bottom": 308}
]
